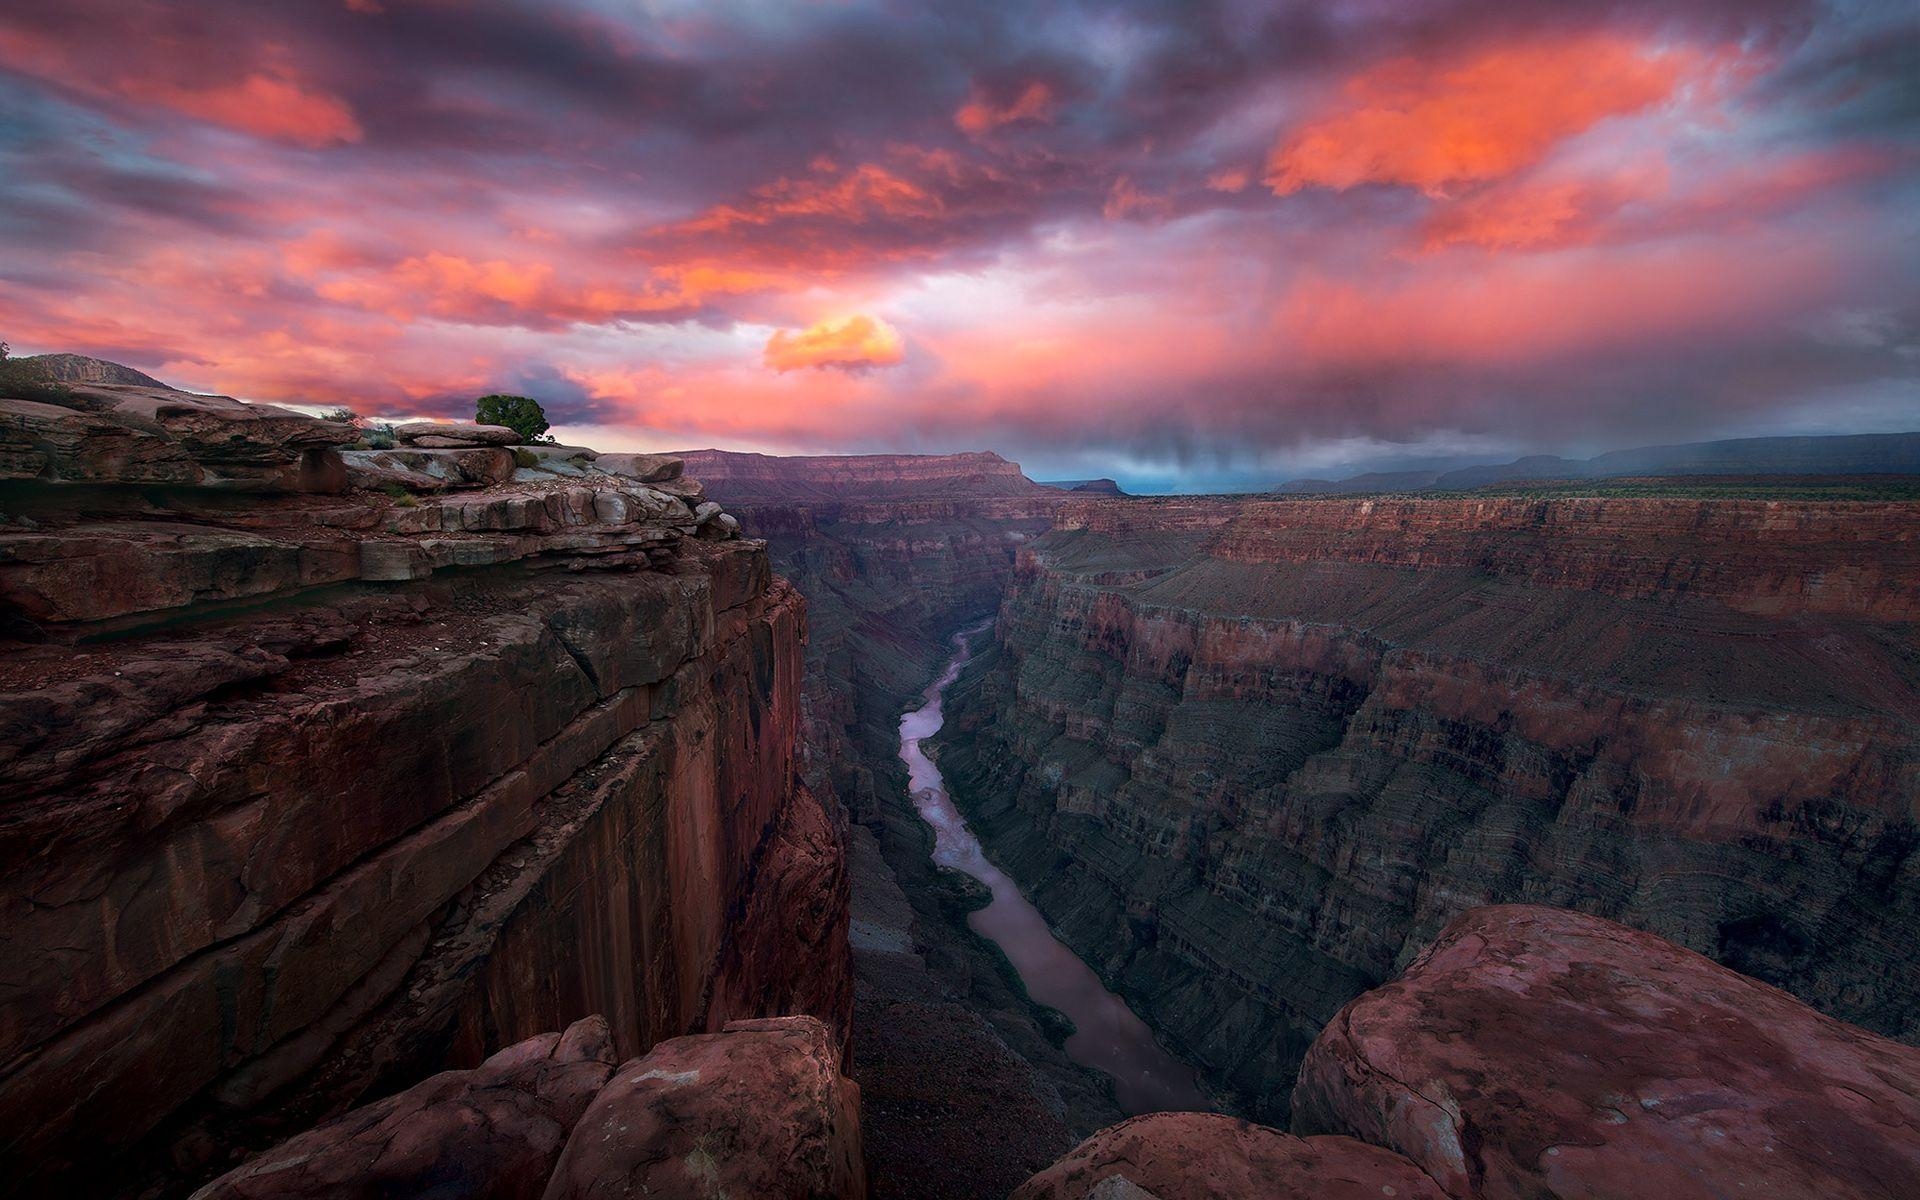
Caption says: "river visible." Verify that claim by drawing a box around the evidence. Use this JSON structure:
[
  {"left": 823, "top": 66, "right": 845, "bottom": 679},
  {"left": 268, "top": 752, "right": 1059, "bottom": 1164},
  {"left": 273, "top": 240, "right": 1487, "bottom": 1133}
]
[{"left": 898, "top": 621, "right": 1210, "bottom": 1115}]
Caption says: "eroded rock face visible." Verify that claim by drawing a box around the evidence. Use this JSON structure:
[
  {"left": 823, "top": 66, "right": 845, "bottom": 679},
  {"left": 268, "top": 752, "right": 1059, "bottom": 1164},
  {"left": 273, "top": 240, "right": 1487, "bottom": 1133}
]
[
  {"left": 935, "top": 495, "right": 1920, "bottom": 1121},
  {"left": 0, "top": 396, "right": 823, "bottom": 1199},
  {"left": 542, "top": 1015, "right": 865, "bottom": 1200},
  {"left": 1011, "top": 1113, "right": 1448, "bottom": 1200},
  {"left": 191, "top": 1017, "right": 617, "bottom": 1200},
  {"left": 1292, "top": 905, "right": 1920, "bottom": 1200},
  {"left": 0, "top": 383, "right": 354, "bottom": 491}
]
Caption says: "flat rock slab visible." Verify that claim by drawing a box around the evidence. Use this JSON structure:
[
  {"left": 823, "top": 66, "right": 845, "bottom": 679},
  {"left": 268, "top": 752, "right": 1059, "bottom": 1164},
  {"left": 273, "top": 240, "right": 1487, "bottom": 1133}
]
[
  {"left": 591, "top": 452, "right": 682, "bottom": 483},
  {"left": 1012, "top": 1113, "right": 1448, "bottom": 1200},
  {"left": 393, "top": 421, "right": 521, "bottom": 447},
  {"left": 1292, "top": 904, "right": 1920, "bottom": 1200}
]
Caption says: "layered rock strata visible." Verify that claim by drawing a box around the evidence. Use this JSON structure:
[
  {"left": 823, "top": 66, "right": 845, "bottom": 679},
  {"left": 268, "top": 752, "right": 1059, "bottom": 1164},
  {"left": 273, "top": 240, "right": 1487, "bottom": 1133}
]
[
  {"left": 0, "top": 385, "right": 847, "bottom": 1198},
  {"left": 936, "top": 495, "right": 1920, "bottom": 1121}
]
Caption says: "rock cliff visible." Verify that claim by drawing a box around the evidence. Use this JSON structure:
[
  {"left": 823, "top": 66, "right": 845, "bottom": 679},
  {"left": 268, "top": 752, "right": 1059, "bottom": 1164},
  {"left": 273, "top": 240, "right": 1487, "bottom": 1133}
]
[
  {"left": 692, "top": 454, "right": 1110, "bottom": 1198},
  {"left": 0, "top": 385, "right": 849, "bottom": 1197},
  {"left": 935, "top": 494, "right": 1920, "bottom": 1121}
]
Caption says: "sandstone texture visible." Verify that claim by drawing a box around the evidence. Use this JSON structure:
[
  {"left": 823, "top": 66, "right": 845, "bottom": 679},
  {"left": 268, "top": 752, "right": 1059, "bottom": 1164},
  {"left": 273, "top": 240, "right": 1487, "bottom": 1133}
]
[
  {"left": 191, "top": 1016, "right": 616, "bottom": 1200},
  {"left": 0, "top": 392, "right": 841, "bottom": 1199},
  {"left": 1012, "top": 1113, "right": 1447, "bottom": 1200},
  {"left": 1, "top": 382, "right": 354, "bottom": 492},
  {"left": 1293, "top": 905, "right": 1920, "bottom": 1200},
  {"left": 935, "top": 494, "right": 1920, "bottom": 1121},
  {"left": 194, "top": 1014, "right": 865, "bottom": 1200},
  {"left": 543, "top": 1015, "right": 865, "bottom": 1200}
]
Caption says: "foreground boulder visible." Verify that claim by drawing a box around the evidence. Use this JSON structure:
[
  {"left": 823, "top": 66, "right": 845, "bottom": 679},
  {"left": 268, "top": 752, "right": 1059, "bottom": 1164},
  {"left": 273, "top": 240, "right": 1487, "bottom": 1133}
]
[
  {"left": 1292, "top": 905, "right": 1920, "bottom": 1199},
  {"left": 193, "top": 1017, "right": 616, "bottom": 1200},
  {"left": 542, "top": 1016, "right": 865, "bottom": 1200},
  {"left": 1012, "top": 1113, "right": 1447, "bottom": 1200}
]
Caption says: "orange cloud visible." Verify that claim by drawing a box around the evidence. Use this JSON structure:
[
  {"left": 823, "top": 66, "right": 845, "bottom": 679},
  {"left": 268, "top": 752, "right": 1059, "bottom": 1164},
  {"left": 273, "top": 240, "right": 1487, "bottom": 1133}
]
[
  {"left": 1266, "top": 34, "right": 1701, "bottom": 198},
  {"left": 955, "top": 81, "right": 1055, "bottom": 135},
  {"left": 763, "top": 314, "right": 906, "bottom": 373},
  {"left": 681, "top": 164, "right": 943, "bottom": 232},
  {"left": 313, "top": 251, "right": 787, "bottom": 324}
]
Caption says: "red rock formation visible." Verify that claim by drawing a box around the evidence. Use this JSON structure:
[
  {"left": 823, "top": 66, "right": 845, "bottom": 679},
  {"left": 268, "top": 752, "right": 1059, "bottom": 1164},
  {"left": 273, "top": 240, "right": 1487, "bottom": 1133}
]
[
  {"left": 1293, "top": 905, "right": 1920, "bottom": 1200},
  {"left": 935, "top": 494, "right": 1920, "bottom": 1120},
  {"left": 194, "top": 1013, "right": 867, "bottom": 1200},
  {"left": 1011, "top": 1113, "right": 1448, "bottom": 1199},
  {"left": 0, "top": 393, "right": 850, "bottom": 1198},
  {"left": 192, "top": 1017, "right": 617, "bottom": 1200},
  {"left": 543, "top": 1015, "right": 865, "bottom": 1200}
]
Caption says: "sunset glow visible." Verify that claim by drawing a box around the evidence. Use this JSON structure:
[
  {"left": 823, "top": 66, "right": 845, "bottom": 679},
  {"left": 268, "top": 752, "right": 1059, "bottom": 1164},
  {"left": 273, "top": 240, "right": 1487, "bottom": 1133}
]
[{"left": 0, "top": 1, "right": 1914, "bottom": 487}]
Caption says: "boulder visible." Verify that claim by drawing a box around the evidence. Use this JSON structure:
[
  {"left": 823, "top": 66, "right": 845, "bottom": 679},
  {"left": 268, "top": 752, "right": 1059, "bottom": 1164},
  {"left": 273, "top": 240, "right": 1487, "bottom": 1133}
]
[
  {"left": 694, "top": 500, "right": 723, "bottom": 524},
  {"left": 592, "top": 452, "right": 682, "bottom": 483},
  {"left": 540, "top": 1016, "right": 864, "bottom": 1200},
  {"left": 192, "top": 1016, "right": 616, "bottom": 1200},
  {"left": 1292, "top": 905, "right": 1920, "bottom": 1200},
  {"left": 1011, "top": 1113, "right": 1447, "bottom": 1200},
  {"left": 392, "top": 421, "right": 522, "bottom": 447}
]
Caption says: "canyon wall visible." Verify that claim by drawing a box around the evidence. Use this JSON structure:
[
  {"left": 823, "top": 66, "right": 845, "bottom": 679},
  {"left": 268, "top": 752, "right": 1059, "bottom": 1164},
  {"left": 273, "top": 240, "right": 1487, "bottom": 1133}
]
[
  {"left": 0, "top": 388, "right": 849, "bottom": 1198},
  {"left": 936, "top": 494, "right": 1920, "bottom": 1121},
  {"left": 694, "top": 456, "right": 1124, "bottom": 1198}
]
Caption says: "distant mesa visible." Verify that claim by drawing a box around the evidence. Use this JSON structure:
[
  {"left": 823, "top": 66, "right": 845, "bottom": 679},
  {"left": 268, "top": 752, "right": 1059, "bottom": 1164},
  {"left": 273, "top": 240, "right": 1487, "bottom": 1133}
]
[
  {"left": 14, "top": 353, "right": 172, "bottom": 390},
  {"left": 672, "top": 447, "right": 1059, "bottom": 503},
  {"left": 1276, "top": 431, "right": 1920, "bottom": 494},
  {"left": 1038, "top": 478, "right": 1127, "bottom": 495}
]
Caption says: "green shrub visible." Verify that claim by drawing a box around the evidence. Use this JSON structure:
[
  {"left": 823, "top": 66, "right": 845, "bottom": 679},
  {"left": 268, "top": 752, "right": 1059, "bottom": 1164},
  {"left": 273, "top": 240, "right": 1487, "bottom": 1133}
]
[
  {"left": 513, "top": 448, "right": 540, "bottom": 469},
  {"left": 475, "top": 394, "right": 552, "bottom": 444}
]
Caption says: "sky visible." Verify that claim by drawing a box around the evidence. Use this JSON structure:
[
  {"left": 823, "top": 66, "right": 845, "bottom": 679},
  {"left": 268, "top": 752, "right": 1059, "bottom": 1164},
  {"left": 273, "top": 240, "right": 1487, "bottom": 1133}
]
[{"left": 1, "top": 0, "right": 1917, "bottom": 491}]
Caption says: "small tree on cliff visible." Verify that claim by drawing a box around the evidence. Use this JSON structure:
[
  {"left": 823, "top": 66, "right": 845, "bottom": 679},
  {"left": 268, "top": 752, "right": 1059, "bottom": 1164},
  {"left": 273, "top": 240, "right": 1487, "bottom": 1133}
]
[{"left": 475, "top": 394, "right": 553, "bottom": 444}]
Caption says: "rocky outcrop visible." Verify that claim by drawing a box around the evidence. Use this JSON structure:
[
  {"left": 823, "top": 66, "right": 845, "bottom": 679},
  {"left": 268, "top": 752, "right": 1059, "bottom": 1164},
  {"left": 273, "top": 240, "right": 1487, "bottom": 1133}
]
[
  {"left": 936, "top": 495, "right": 1920, "bottom": 1121},
  {"left": 544, "top": 1015, "right": 865, "bottom": 1200},
  {"left": 1011, "top": 1113, "right": 1447, "bottom": 1200},
  {"left": 192, "top": 1016, "right": 617, "bottom": 1200},
  {"left": 1293, "top": 905, "right": 1920, "bottom": 1200},
  {"left": 194, "top": 1014, "right": 864, "bottom": 1200},
  {"left": 1, "top": 383, "right": 354, "bottom": 492},
  {"left": 0, "top": 396, "right": 842, "bottom": 1198}
]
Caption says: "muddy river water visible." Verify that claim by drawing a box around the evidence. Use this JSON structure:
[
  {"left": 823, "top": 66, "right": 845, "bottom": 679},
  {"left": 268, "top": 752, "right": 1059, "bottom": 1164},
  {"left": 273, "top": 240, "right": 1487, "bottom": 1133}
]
[{"left": 898, "top": 622, "right": 1209, "bottom": 1114}]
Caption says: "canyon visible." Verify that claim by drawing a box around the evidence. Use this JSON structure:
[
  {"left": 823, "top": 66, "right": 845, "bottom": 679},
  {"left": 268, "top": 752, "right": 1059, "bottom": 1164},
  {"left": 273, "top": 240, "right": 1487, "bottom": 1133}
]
[
  {"left": 934, "top": 493, "right": 1920, "bottom": 1122},
  {"left": 4, "top": 384, "right": 1919, "bottom": 1199}
]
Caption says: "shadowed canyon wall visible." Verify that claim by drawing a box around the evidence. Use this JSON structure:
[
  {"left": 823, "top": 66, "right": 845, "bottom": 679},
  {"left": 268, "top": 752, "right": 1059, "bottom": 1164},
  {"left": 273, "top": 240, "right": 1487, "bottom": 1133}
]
[
  {"left": 0, "top": 388, "right": 849, "bottom": 1198},
  {"left": 687, "top": 450, "right": 1132, "bottom": 1198},
  {"left": 935, "top": 495, "right": 1920, "bottom": 1121}
]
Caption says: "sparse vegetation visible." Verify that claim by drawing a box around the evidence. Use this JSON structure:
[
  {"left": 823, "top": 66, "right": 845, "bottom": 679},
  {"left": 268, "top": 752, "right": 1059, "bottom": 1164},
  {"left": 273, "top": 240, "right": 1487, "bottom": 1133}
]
[
  {"left": 475, "top": 393, "right": 554, "bottom": 444},
  {"left": 0, "top": 342, "right": 71, "bottom": 404},
  {"left": 379, "top": 482, "right": 418, "bottom": 506},
  {"left": 513, "top": 448, "right": 540, "bottom": 469}
]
